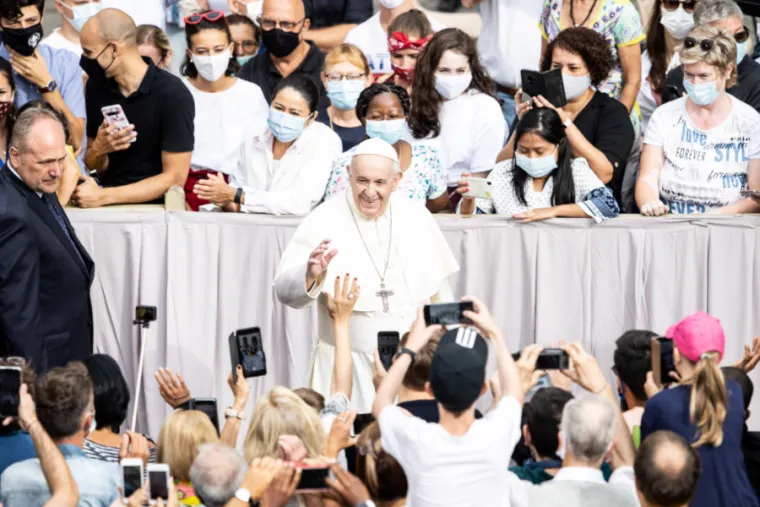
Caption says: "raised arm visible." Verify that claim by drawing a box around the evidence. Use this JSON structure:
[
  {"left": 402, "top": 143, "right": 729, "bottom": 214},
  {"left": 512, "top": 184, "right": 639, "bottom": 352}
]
[
  {"left": 220, "top": 365, "right": 251, "bottom": 447},
  {"left": 325, "top": 274, "right": 360, "bottom": 398}
]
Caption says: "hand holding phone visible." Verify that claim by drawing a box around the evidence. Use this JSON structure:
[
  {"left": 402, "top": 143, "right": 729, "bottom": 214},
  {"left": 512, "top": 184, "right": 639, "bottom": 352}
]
[
  {"left": 121, "top": 458, "right": 144, "bottom": 503},
  {"left": 295, "top": 464, "right": 330, "bottom": 492},
  {"left": 147, "top": 463, "right": 170, "bottom": 504},
  {"left": 462, "top": 177, "right": 493, "bottom": 199},
  {"left": 377, "top": 331, "right": 400, "bottom": 371},
  {"left": 229, "top": 328, "right": 267, "bottom": 383},
  {"left": 0, "top": 366, "right": 22, "bottom": 418},
  {"left": 651, "top": 337, "right": 676, "bottom": 388},
  {"left": 188, "top": 398, "right": 220, "bottom": 434},
  {"left": 520, "top": 68, "right": 568, "bottom": 108},
  {"left": 424, "top": 302, "right": 474, "bottom": 326}
]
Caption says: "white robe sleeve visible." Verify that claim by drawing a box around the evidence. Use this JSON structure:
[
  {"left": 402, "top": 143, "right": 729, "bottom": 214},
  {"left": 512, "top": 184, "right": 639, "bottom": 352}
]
[
  {"left": 274, "top": 261, "right": 327, "bottom": 309},
  {"left": 430, "top": 277, "right": 454, "bottom": 303}
]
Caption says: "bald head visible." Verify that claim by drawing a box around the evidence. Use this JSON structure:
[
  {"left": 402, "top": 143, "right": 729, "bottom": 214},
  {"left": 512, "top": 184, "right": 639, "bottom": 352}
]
[
  {"left": 82, "top": 8, "right": 137, "bottom": 47},
  {"left": 262, "top": 0, "right": 306, "bottom": 25},
  {"left": 9, "top": 108, "right": 68, "bottom": 195},
  {"left": 635, "top": 431, "right": 701, "bottom": 507}
]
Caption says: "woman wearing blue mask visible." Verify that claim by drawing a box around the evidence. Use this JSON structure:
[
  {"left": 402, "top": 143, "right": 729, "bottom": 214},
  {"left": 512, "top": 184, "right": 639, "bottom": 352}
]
[
  {"left": 637, "top": 26, "right": 760, "bottom": 216},
  {"left": 323, "top": 83, "right": 449, "bottom": 213},
  {"left": 226, "top": 14, "right": 260, "bottom": 67},
  {"left": 201, "top": 74, "right": 342, "bottom": 215},
  {"left": 456, "top": 108, "right": 619, "bottom": 222},
  {"left": 317, "top": 44, "right": 372, "bottom": 152}
]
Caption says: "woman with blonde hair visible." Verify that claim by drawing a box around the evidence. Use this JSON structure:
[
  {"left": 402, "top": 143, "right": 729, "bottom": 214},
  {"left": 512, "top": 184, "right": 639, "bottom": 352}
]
[
  {"left": 641, "top": 312, "right": 758, "bottom": 507},
  {"left": 157, "top": 409, "right": 220, "bottom": 505},
  {"left": 318, "top": 43, "right": 373, "bottom": 152},
  {"left": 136, "top": 24, "right": 173, "bottom": 70},
  {"left": 637, "top": 26, "right": 760, "bottom": 216}
]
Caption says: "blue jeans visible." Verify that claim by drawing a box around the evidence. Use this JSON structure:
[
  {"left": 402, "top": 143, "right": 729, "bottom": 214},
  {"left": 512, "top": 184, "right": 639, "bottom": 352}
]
[{"left": 496, "top": 90, "right": 517, "bottom": 131}]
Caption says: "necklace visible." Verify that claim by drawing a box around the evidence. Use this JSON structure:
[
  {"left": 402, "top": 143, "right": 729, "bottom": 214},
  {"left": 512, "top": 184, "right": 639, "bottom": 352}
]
[
  {"left": 569, "top": 0, "right": 598, "bottom": 27},
  {"left": 345, "top": 193, "right": 394, "bottom": 312}
]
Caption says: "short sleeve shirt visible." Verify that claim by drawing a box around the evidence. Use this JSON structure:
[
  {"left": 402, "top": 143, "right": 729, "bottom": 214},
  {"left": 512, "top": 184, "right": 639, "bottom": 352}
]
[
  {"left": 643, "top": 96, "right": 760, "bottom": 213},
  {"left": 539, "top": 0, "right": 645, "bottom": 99}
]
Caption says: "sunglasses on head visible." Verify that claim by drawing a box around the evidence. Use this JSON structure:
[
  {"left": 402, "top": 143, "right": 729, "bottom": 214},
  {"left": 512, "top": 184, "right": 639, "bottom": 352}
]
[
  {"left": 661, "top": 0, "right": 697, "bottom": 13},
  {"left": 684, "top": 36, "right": 714, "bottom": 52},
  {"left": 184, "top": 10, "right": 226, "bottom": 25}
]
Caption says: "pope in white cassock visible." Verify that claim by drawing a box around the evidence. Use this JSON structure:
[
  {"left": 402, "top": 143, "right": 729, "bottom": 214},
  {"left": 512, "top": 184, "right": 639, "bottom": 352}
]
[{"left": 274, "top": 139, "right": 459, "bottom": 412}]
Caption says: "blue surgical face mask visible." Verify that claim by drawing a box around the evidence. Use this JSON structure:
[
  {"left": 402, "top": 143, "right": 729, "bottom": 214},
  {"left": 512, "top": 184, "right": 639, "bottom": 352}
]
[
  {"left": 267, "top": 108, "right": 309, "bottom": 143},
  {"left": 737, "top": 41, "right": 748, "bottom": 65},
  {"left": 62, "top": 0, "right": 102, "bottom": 32},
  {"left": 327, "top": 79, "right": 365, "bottom": 111},
  {"left": 365, "top": 119, "right": 406, "bottom": 146},
  {"left": 237, "top": 55, "right": 254, "bottom": 66},
  {"left": 515, "top": 148, "right": 558, "bottom": 178},
  {"left": 683, "top": 78, "right": 721, "bottom": 106}
]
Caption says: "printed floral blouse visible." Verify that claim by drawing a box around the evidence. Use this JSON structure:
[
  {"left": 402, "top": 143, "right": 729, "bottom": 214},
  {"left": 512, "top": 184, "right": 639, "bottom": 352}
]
[
  {"left": 324, "top": 141, "right": 447, "bottom": 203},
  {"left": 539, "top": 0, "right": 645, "bottom": 100}
]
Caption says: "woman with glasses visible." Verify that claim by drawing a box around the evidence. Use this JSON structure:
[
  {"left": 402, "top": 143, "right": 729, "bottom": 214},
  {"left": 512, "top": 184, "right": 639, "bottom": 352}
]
[
  {"left": 636, "top": 26, "right": 760, "bottom": 216},
  {"left": 376, "top": 10, "right": 434, "bottom": 94},
  {"left": 226, "top": 13, "right": 260, "bottom": 66},
  {"left": 323, "top": 83, "right": 449, "bottom": 212},
  {"left": 183, "top": 10, "right": 269, "bottom": 211},
  {"left": 318, "top": 44, "right": 372, "bottom": 152}
]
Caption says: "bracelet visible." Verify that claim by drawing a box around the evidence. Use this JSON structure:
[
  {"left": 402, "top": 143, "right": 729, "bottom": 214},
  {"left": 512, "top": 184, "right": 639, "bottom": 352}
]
[
  {"left": 562, "top": 118, "right": 572, "bottom": 128},
  {"left": 234, "top": 187, "right": 243, "bottom": 205}
]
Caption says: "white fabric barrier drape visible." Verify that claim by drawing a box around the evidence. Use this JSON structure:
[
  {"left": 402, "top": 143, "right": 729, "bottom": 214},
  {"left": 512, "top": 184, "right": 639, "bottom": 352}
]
[{"left": 68, "top": 211, "right": 760, "bottom": 437}]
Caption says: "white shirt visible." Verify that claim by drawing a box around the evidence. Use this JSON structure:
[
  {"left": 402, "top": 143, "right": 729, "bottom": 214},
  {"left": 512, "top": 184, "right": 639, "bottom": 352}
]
[
  {"left": 231, "top": 121, "right": 342, "bottom": 216},
  {"left": 439, "top": 90, "right": 507, "bottom": 185},
  {"left": 644, "top": 95, "right": 760, "bottom": 213},
  {"left": 40, "top": 28, "right": 82, "bottom": 57},
  {"left": 344, "top": 12, "right": 446, "bottom": 76},
  {"left": 477, "top": 0, "right": 543, "bottom": 88},
  {"left": 184, "top": 79, "right": 268, "bottom": 175},
  {"left": 379, "top": 396, "right": 522, "bottom": 507},
  {"left": 638, "top": 50, "right": 680, "bottom": 134},
  {"left": 102, "top": 0, "right": 165, "bottom": 28}
]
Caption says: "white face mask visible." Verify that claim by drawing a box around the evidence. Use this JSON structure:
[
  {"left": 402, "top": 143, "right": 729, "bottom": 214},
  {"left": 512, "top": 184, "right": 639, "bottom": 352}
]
[
  {"left": 562, "top": 72, "right": 592, "bottom": 101},
  {"left": 192, "top": 49, "right": 231, "bottom": 82},
  {"left": 379, "top": 0, "right": 406, "bottom": 8},
  {"left": 61, "top": 0, "right": 103, "bottom": 32},
  {"left": 660, "top": 5, "right": 694, "bottom": 40},
  {"left": 435, "top": 73, "right": 472, "bottom": 100}
]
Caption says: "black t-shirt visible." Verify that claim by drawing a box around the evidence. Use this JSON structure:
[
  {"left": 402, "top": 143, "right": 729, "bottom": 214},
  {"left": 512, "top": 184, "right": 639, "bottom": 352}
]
[
  {"left": 572, "top": 91, "right": 634, "bottom": 204},
  {"left": 304, "top": 0, "right": 372, "bottom": 29},
  {"left": 239, "top": 42, "right": 326, "bottom": 104},
  {"left": 397, "top": 399, "right": 483, "bottom": 423},
  {"left": 316, "top": 105, "right": 366, "bottom": 151},
  {"left": 662, "top": 55, "right": 760, "bottom": 112},
  {"left": 85, "top": 58, "right": 195, "bottom": 189}
]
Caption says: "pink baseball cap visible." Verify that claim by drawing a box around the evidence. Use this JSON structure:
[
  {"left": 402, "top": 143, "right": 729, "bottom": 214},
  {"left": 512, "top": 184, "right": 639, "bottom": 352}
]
[{"left": 665, "top": 311, "right": 725, "bottom": 363}]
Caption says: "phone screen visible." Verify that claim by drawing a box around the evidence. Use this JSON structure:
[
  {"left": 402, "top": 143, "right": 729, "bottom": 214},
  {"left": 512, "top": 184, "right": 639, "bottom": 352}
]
[
  {"left": 535, "top": 349, "right": 570, "bottom": 370},
  {"left": 658, "top": 338, "right": 675, "bottom": 385},
  {"left": 191, "top": 399, "right": 220, "bottom": 434},
  {"left": 148, "top": 470, "right": 168, "bottom": 500},
  {"left": 378, "top": 332, "right": 400, "bottom": 371},
  {"left": 122, "top": 465, "right": 142, "bottom": 499},
  {"left": 0, "top": 367, "right": 21, "bottom": 417},
  {"left": 296, "top": 467, "right": 330, "bottom": 491},
  {"left": 423, "top": 302, "right": 474, "bottom": 326}
]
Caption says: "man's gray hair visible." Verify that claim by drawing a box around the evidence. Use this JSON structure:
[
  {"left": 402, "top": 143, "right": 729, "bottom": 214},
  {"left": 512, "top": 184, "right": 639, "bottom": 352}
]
[
  {"left": 9, "top": 105, "right": 67, "bottom": 152},
  {"left": 189, "top": 443, "right": 248, "bottom": 507},
  {"left": 695, "top": 0, "right": 744, "bottom": 26},
  {"left": 560, "top": 394, "right": 616, "bottom": 464},
  {"left": 350, "top": 153, "right": 401, "bottom": 174}
]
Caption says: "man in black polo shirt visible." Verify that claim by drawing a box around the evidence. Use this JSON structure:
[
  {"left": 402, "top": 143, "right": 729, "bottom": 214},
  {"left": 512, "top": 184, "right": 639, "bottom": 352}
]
[
  {"left": 239, "top": 0, "right": 326, "bottom": 104},
  {"left": 303, "top": 0, "right": 372, "bottom": 51},
  {"left": 72, "top": 8, "right": 194, "bottom": 207}
]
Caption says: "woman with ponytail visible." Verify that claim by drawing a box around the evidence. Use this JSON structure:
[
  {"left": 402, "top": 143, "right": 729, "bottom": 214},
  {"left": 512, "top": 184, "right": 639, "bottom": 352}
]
[{"left": 641, "top": 312, "right": 758, "bottom": 507}]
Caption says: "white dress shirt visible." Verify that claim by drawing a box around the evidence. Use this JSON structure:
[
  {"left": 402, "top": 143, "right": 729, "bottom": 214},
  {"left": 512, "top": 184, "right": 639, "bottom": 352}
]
[{"left": 230, "top": 121, "right": 342, "bottom": 216}]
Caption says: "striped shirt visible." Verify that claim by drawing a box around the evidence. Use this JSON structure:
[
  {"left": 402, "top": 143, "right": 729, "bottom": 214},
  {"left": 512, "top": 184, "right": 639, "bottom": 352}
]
[{"left": 83, "top": 438, "right": 157, "bottom": 463}]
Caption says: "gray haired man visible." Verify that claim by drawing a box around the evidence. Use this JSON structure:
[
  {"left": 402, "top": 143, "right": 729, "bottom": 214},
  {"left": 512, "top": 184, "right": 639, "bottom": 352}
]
[{"left": 189, "top": 444, "right": 248, "bottom": 507}]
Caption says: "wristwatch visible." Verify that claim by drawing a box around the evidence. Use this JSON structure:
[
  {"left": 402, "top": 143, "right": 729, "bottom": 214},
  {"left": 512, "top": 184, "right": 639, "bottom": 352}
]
[
  {"left": 357, "top": 501, "right": 376, "bottom": 507},
  {"left": 38, "top": 80, "right": 57, "bottom": 94},
  {"left": 395, "top": 347, "right": 417, "bottom": 361},
  {"left": 235, "top": 487, "right": 259, "bottom": 506},
  {"left": 225, "top": 407, "right": 244, "bottom": 420}
]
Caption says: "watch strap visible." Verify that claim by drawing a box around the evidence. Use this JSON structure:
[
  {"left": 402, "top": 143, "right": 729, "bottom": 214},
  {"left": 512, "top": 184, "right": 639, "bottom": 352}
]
[
  {"left": 357, "top": 501, "right": 377, "bottom": 507},
  {"left": 234, "top": 488, "right": 251, "bottom": 502},
  {"left": 225, "top": 408, "right": 244, "bottom": 420},
  {"left": 562, "top": 117, "right": 572, "bottom": 128},
  {"left": 234, "top": 187, "right": 243, "bottom": 205},
  {"left": 38, "top": 80, "right": 57, "bottom": 94},
  {"left": 396, "top": 347, "right": 417, "bottom": 362}
]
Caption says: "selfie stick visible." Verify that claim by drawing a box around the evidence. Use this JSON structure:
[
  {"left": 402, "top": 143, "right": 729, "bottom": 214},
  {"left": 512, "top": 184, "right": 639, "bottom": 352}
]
[{"left": 130, "top": 312, "right": 154, "bottom": 432}]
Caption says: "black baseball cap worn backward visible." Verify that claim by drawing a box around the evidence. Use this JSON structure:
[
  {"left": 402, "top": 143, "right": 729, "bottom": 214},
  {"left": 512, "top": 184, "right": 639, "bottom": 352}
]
[{"left": 429, "top": 327, "right": 489, "bottom": 412}]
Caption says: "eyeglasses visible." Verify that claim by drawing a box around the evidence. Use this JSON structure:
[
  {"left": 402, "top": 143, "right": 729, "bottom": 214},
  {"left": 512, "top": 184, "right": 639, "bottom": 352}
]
[
  {"left": 661, "top": 0, "right": 697, "bottom": 13},
  {"left": 734, "top": 26, "right": 751, "bottom": 44},
  {"left": 684, "top": 36, "right": 714, "bottom": 52},
  {"left": 238, "top": 40, "right": 259, "bottom": 51},
  {"left": 325, "top": 73, "right": 366, "bottom": 82},
  {"left": 258, "top": 16, "right": 306, "bottom": 32},
  {"left": 184, "top": 10, "right": 226, "bottom": 25}
]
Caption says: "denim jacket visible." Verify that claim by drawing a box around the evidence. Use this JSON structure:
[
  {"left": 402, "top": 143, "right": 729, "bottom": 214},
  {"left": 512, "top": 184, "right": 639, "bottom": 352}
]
[{"left": 0, "top": 444, "right": 120, "bottom": 507}]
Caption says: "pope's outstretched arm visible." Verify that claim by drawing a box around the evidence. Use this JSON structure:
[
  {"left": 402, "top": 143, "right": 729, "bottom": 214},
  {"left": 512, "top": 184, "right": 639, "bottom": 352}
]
[{"left": 274, "top": 232, "right": 338, "bottom": 309}]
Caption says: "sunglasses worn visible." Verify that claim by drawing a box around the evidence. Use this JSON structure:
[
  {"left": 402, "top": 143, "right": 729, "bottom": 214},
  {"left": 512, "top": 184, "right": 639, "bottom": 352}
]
[
  {"left": 662, "top": 0, "right": 697, "bottom": 13},
  {"left": 185, "top": 10, "right": 225, "bottom": 25},
  {"left": 684, "top": 36, "right": 714, "bottom": 52},
  {"left": 735, "top": 27, "right": 751, "bottom": 44}
]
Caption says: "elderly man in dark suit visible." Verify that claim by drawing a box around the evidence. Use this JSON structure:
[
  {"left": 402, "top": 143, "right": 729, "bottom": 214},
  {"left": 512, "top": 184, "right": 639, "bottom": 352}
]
[{"left": 0, "top": 104, "right": 94, "bottom": 372}]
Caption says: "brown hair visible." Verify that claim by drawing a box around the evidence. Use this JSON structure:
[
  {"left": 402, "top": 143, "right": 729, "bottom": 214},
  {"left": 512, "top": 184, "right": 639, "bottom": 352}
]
[
  {"left": 136, "top": 24, "right": 171, "bottom": 63},
  {"left": 324, "top": 43, "right": 371, "bottom": 76},
  {"left": 644, "top": 1, "right": 670, "bottom": 94},
  {"left": 36, "top": 362, "right": 93, "bottom": 439},
  {"left": 540, "top": 27, "right": 616, "bottom": 88},
  {"left": 679, "top": 26, "right": 738, "bottom": 88},
  {"left": 356, "top": 422, "right": 408, "bottom": 502},
  {"left": 400, "top": 332, "right": 441, "bottom": 391},
  {"left": 387, "top": 9, "right": 433, "bottom": 39},
  {"left": 157, "top": 410, "right": 220, "bottom": 482},
  {"left": 689, "top": 352, "right": 727, "bottom": 447},
  {"left": 293, "top": 387, "right": 326, "bottom": 412}
]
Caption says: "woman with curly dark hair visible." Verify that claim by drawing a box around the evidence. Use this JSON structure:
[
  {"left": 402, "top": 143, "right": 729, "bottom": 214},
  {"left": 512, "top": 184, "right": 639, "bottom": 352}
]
[
  {"left": 411, "top": 28, "right": 506, "bottom": 202},
  {"left": 323, "top": 83, "right": 449, "bottom": 213},
  {"left": 508, "top": 27, "right": 634, "bottom": 204}
]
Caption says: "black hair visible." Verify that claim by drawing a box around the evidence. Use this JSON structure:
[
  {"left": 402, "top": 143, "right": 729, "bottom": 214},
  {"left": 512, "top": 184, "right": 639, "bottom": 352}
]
[
  {"left": 82, "top": 354, "right": 131, "bottom": 433},
  {"left": 0, "top": 0, "right": 44, "bottom": 21},
  {"left": 0, "top": 57, "right": 16, "bottom": 130},
  {"left": 226, "top": 13, "right": 261, "bottom": 41},
  {"left": 540, "top": 27, "right": 615, "bottom": 88},
  {"left": 355, "top": 83, "right": 411, "bottom": 123},
  {"left": 524, "top": 387, "right": 574, "bottom": 459},
  {"left": 181, "top": 12, "right": 239, "bottom": 79},
  {"left": 614, "top": 330, "right": 657, "bottom": 402},
  {"left": 635, "top": 431, "right": 701, "bottom": 507},
  {"left": 272, "top": 74, "right": 320, "bottom": 114},
  {"left": 511, "top": 108, "right": 574, "bottom": 207},
  {"left": 722, "top": 366, "right": 753, "bottom": 411}
]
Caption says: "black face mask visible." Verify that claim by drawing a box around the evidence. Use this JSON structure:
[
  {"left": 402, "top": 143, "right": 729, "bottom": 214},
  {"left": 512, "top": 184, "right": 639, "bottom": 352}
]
[
  {"left": 80, "top": 43, "right": 114, "bottom": 84},
  {"left": 262, "top": 28, "right": 301, "bottom": 58},
  {"left": 2, "top": 23, "right": 44, "bottom": 57}
]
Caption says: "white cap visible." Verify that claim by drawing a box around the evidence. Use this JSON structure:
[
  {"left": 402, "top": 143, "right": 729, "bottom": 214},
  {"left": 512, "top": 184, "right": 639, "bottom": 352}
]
[{"left": 351, "top": 138, "right": 400, "bottom": 164}]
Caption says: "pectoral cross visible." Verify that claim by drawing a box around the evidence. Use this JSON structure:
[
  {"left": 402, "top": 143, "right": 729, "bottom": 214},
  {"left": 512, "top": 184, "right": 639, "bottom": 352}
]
[{"left": 376, "top": 283, "right": 394, "bottom": 313}]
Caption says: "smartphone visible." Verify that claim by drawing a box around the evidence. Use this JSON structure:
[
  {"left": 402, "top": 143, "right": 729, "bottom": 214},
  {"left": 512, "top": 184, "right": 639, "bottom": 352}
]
[
  {"left": 740, "top": 189, "right": 760, "bottom": 199},
  {"left": 229, "top": 327, "right": 267, "bottom": 383},
  {"left": 101, "top": 105, "right": 137, "bottom": 143},
  {"left": 0, "top": 366, "right": 21, "bottom": 417},
  {"left": 135, "top": 305, "right": 157, "bottom": 323},
  {"left": 295, "top": 465, "right": 330, "bottom": 492},
  {"left": 353, "top": 413, "right": 375, "bottom": 436},
  {"left": 463, "top": 177, "right": 493, "bottom": 199},
  {"left": 121, "top": 458, "right": 144, "bottom": 502},
  {"left": 147, "top": 463, "right": 170, "bottom": 504},
  {"left": 188, "top": 398, "right": 219, "bottom": 434},
  {"left": 424, "top": 302, "right": 474, "bottom": 326},
  {"left": 521, "top": 67, "right": 568, "bottom": 108},
  {"left": 511, "top": 348, "right": 570, "bottom": 370},
  {"left": 651, "top": 337, "right": 676, "bottom": 387},
  {"left": 378, "top": 331, "right": 400, "bottom": 371}
]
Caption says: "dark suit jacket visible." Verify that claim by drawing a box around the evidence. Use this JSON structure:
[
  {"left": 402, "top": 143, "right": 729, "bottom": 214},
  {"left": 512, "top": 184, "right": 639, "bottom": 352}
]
[{"left": 0, "top": 167, "right": 94, "bottom": 371}]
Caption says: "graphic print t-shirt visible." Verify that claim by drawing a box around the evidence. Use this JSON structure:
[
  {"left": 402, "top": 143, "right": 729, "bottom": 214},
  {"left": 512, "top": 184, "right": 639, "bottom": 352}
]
[{"left": 644, "top": 96, "right": 760, "bottom": 213}]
